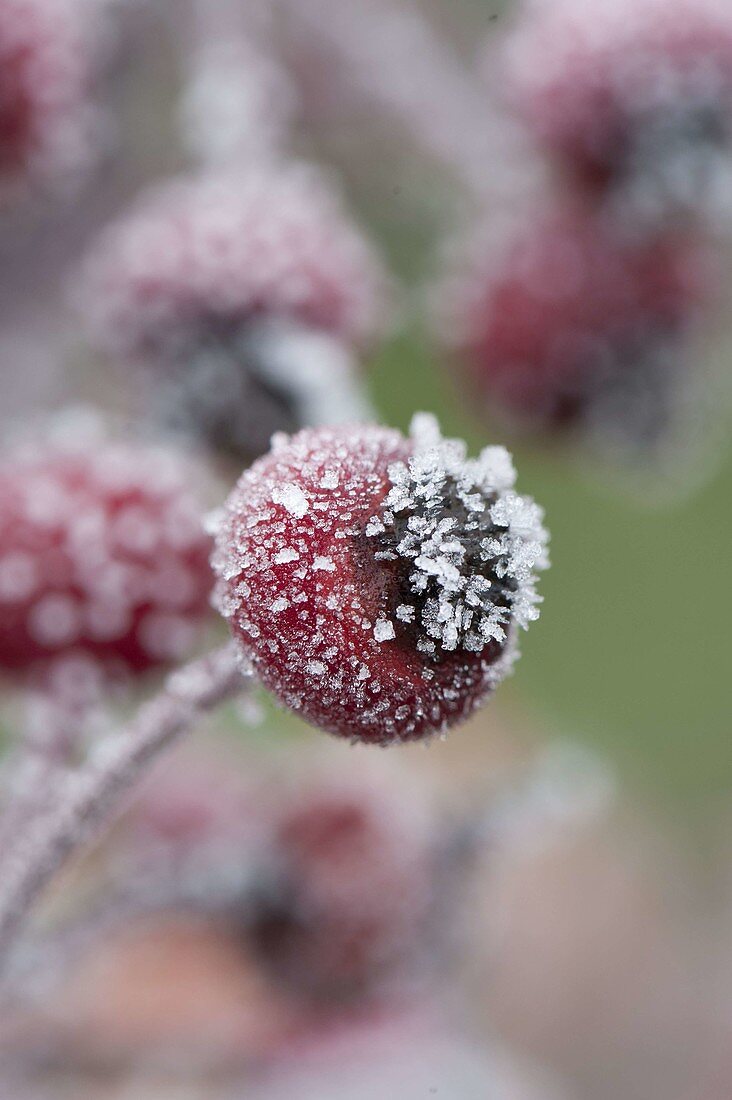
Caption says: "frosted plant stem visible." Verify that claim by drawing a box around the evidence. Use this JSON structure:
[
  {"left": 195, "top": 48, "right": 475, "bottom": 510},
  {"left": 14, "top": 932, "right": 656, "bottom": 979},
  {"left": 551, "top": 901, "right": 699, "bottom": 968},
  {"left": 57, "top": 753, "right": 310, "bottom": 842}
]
[
  {"left": 0, "top": 755, "right": 69, "bottom": 862},
  {"left": 285, "top": 0, "right": 540, "bottom": 206},
  {"left": 179, "top": 0, "right": 296, "bottom": 166},
  {"left": 247, "top": 318, "right": 375, "bottom": 426},
  {"left": 0, "top": 643, "right": 246, "bottom": 974},
  {"left": 0, "top": 679, "right": 99, "bottom": 859}
]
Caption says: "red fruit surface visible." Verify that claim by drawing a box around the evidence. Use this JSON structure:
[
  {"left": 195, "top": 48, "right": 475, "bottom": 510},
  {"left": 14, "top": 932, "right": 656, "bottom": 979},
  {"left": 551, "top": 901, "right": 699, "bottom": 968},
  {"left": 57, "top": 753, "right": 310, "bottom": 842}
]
[
  {"left": 0, "top": 417, "right": 214, "bottom": 679},
  {"left": 81, "top": 163, "right": 388, "bottom": 362},
  {"left": 212, "top": 416, "right": 547, "bottom": 744},
  {"left": 500, "top": 0, "right": 732, "bottom": 195},
  {"left": 444, "top": 204, "right": 712, "bottom": 432}
]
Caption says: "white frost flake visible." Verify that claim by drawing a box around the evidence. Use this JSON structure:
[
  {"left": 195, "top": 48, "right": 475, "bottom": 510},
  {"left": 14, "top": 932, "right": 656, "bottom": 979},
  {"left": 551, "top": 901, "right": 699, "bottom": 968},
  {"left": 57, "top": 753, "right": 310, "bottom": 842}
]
[
  {"left": 274, "top": 547, "right": 299, "bottom": 564},
  {"left": 374, "top": 619, "right": 396, "bottom": 643},
  {"left": 365, "top": 413, "right": 549, "bottom": 655},
  {"left": 271, "top": 482, "right": 309, "bottom": 518}
]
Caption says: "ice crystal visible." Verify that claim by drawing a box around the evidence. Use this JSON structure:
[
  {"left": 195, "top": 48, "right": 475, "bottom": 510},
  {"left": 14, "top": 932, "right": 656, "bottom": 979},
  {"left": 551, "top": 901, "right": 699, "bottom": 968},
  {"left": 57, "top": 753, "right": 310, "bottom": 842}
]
[
  {"left": 271, "top": 482, "right": 310, "bottom": 519},
  {"left": 367, "top": 415, "right": 548, "bottom": 654}
]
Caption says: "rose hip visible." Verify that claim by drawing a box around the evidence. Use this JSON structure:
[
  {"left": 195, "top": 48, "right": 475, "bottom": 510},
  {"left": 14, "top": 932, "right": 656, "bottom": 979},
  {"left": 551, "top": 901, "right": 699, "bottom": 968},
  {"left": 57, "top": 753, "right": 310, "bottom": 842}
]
[
  {"left": 211, "top": 414, "right": 548, "bottom": 744},
  {"left": 0, "top": 414, "right": 214, "bottom": 680}
]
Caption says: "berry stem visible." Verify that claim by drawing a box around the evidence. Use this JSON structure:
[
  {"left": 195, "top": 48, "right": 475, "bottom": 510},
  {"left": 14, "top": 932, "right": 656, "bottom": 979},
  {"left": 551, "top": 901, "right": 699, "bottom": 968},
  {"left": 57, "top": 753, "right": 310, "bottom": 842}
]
[
  {"left": 0, "top": 673, "right": 105, "bottom": 858},
  {"left": 0, "top": 643, "right": 247, "bottom": 973},
  {"left": 180, "top": 0, "right": 295, "bottom": 167},
  {"left": 286, "top": 0, "right": 538, "bottom": 204},
  {"left": 247, "top": 319, "right": 374, "bottom": 426}
]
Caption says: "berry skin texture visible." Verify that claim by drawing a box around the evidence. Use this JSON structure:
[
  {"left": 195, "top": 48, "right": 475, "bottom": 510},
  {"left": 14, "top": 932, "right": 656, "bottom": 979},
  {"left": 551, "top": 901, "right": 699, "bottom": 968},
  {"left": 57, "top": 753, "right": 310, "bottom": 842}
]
[
  {"left": 442, "top": 204, "right": 713, "bottom": 448},
  {"left": 0, "top": 0, "right": 103, "bottom": 200},
  {"left": 0, "top": 415, "right": 214, "bottom": 680},
  {"left": 80, "top": 164, "right": 388, "bottom": 463},
  {"left": 212, "top": 415, "right": 548, "bottom": 745},
  {"left": 499, "top": 0, "right": 732, "bottom": 208}
]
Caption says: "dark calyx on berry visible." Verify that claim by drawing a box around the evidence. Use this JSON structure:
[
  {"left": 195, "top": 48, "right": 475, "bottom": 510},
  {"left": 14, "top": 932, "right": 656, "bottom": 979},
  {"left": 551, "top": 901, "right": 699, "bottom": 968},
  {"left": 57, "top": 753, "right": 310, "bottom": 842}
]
[
  {"left": 161, "top": 317, "right": 369, "bottom": 466},
  {"left": 160, "top": 322, "right": 302, "bottom": 465},
  {"left": 364, "top": 417, "right": 539, "bottom": 658}
]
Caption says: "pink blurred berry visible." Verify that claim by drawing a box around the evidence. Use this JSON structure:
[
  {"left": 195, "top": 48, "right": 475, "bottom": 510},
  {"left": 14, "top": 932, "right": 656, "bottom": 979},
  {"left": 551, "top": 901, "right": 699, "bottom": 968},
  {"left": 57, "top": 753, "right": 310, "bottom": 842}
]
[
  {"left": 499, "top": 0, "right": 732, "bottom": 219},
  {"left": 211, "top": 414, "right": 548, "bottom": 744},
  {"left": 0, "top": 411, "right": 214, "bottom": 680},
  {"left": 246, "top": 772, "right": 435, "bottom": 1004},
  {"left": 80, "top": 164, "right": 389, "bottom": 462},
  {"left": 0, "top": 0, "right": 105, "bottom": 202},
  {"left": 441, "top": 202, "right": 714, "bottom": 450}
]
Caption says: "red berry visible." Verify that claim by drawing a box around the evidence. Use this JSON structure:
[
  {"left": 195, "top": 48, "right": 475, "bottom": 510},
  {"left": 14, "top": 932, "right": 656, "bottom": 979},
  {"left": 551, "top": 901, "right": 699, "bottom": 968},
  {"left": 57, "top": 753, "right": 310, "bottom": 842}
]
[
  {"left": 80, "top": 164, "right": 388, "bottom": 462},
  {"left": 499, "top": 0, "right": 732, "bottom": 211},
  {"left": 211, "top": 414, "right": 548, "bottom": 744},
  {"left": 247, "top": 771, "right": 435, "bottom": 1004},
  {"left": 441, "top": 203, "right": 713, "bottom": 446},
  {"left": 0, "top": 0, "right": 104, "bottom": 200},
  {"left": 0, "top": 412, "right": 215, "bottom": 680}
]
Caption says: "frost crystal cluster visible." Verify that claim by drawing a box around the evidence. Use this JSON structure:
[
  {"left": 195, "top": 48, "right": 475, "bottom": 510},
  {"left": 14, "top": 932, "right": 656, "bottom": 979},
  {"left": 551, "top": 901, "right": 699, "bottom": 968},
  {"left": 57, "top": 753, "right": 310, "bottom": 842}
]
[{"left": 367, "top": 414, "right": 548, "bottom": 655}]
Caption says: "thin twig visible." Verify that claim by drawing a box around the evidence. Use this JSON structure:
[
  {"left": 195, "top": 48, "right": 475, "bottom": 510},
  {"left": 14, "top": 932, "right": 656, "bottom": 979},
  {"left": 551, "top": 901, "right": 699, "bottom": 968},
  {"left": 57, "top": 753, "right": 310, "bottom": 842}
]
[
  {"left": 0, "top": 643, "right": 247, "bottom": 974},
  {"left": 0, "top": 667, "right": 106, "bottom": 859},
  {"left": 285, "top": 0, "right": 540, "bottom": 206}
]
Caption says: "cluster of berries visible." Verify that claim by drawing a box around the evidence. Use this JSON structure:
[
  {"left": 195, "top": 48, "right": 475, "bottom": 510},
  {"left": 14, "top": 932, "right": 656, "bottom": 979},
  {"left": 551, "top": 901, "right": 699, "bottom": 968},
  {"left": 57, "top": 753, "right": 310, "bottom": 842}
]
[
  {"left": 0, "top": 0, "right": 556, "bottom": 998},
  {"left": 0, "top": 407, "right": 547, "bottom": 749},
  {"left": 439, "top": 0, "right": 732, "bottom": 462},
  {"left": 0, "top": 17, "right": 552, "bottom": 952},
  {"left": 58, "top": 2, "right": 547, "bottom": 747}
]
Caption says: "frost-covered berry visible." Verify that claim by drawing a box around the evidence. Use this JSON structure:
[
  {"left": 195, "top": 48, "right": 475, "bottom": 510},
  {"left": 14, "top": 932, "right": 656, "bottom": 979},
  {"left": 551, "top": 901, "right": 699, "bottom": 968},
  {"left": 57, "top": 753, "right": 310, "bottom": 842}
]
[
  {"left": 247, "top": 774, "right": 434, "bottom": 1004},
  {"left": 80, "top": 164, "right": 388, "bottom": 463},
  {"left": 0, "top": 0, "right": 104, "bottom": 201},
  {"left": 499, "top": 0, "right": 732, "bottom": 219},
  {"left": 441, "top": 204, "right": 712, "bottom": 449},
  {"left": 212, "top": 414, "right": 548, "bottom": 744},
  {"left": 0, "top": 412, "right": 214, "bottom": 679}
]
